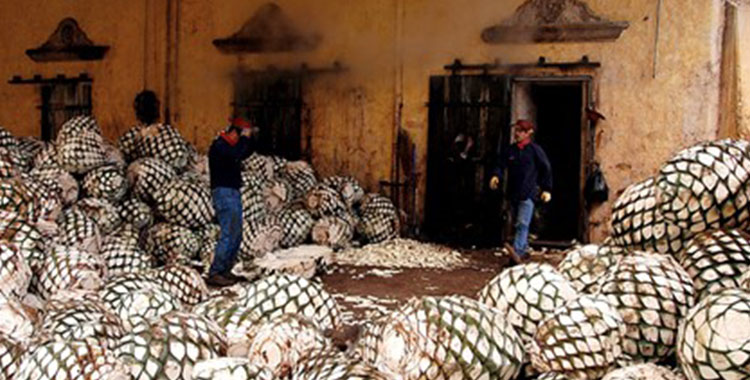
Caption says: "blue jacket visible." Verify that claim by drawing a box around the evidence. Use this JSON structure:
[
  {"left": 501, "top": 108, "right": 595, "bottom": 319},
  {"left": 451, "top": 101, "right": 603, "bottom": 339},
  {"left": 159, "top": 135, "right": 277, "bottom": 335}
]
[
  {"left": 494, "top": 141, "right": 552, "bottom": 202},
  {"left": 208, "top": 134, "right": 254, "bottom": 189}
]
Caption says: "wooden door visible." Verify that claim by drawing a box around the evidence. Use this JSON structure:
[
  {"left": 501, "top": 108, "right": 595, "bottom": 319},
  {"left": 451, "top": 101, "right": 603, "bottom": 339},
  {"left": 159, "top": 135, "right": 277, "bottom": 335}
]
[
  {"left": 40, "top": 82, "right": 92, "bottom": 141},
  {"left": 233, "top": 72, "right": 303, "bottom": 159},
  {"left": 425, "top": 74, "right": 511, "bottom": 247}
]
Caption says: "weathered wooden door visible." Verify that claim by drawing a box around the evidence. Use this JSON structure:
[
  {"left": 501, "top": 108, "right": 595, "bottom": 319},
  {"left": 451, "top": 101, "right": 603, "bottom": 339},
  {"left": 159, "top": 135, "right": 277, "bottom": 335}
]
[
  {"left": 233, "top": 72, "right": 303, "bottom": 159},
  {"left": 41, "top": 82, "right": 92, "bottom": 141},
  {"left": 425, "top": 74, "right": 511, "bottom": 247}
]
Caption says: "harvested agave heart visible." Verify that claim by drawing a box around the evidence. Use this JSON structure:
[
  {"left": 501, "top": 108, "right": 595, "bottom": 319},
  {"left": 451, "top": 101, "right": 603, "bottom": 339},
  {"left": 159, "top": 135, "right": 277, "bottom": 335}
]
[
  {"left": 135, "top": 123, "right": 190, "bottom": 170},
  {"left": 115, "top": 311, "right": 227, "bottom": 380},
  {"left": 610, "top": 177, "right": 690, "bottom": 256},
  {"left": 679, "top": 229, "right": 750, "bottom": 299},
  {"left": 677, "top": 288, "right": 750, "bottom": 380},
  {"left": 356, "top": 296, "right": 524, "bottom": 380},
  {"left": 478, "top": 262, "right": 578, "bottom": 343},
  {"left": 234, "top": 274, "right": 342, "bottom": 332},
  {"left": 598, "top": 253, "right": 695, "bottom": 362},
  {"left": 602, "top": 363, "right": 687, "bottom": 380},
  {"left": 192, "top": 357, "right": 273, "bottom": 380},
  {"left": 100, "top": 273, "right": 182, "bottom": 323},
  {"left": 154, "top": 178, "right": 215, "bottom": 230},
  {"left": 16, "top": 338, "right": 130, "bottom": 380},
  {"left": 242, "top": 313, "right": 329, "bottom": 378},
  {"left": 291, "top": 349, "right": 387, "bottom": 380},
  {"left": 0, "top": 333, "right": 24, "bottom": 380},
  {"left": 655, "top": 139, "right": 750, "bottom": 233},
  {"left": 557, "top": 243, "right": 628, "bottom": 293},
  {"left": 127, "top": 157, "right": 177, "bottom": 205},
  {"left": 33, "top": 245, "right": 105, "bottom": 300},
  {"left": 0, "top": 243, "right": 32, "bottom": 301},
  {"left": 356, "top": 193, "right": 399, "bottom": 244},
  {"left": 528, "top": 294, "right": 626, "bottom": 380},
  {"left": 81, "top": 164, "right": 127, "bottom": 202}
]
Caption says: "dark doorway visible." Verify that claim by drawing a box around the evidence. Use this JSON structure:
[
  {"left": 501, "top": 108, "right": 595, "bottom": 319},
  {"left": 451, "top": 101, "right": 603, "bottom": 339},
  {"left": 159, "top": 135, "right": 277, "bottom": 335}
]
[
  {"left": 425, "top": 74, "right": 512, "bottom": 247},
  {"left": 232, "top": 72, "right": 303, "bottom": 159},
  {"left": 529, "top": 82, "right": 584, "bottom": 243}
]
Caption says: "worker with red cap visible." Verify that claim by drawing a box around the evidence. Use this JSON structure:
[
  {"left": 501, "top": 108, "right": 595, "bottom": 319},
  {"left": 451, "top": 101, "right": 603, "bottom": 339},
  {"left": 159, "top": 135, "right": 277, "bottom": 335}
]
[
  {"left": 490, "top": 119, "right": 552, "bottom": 264},
  {"left": 206, "top": 116, "right": 256, "bottom": 286}
]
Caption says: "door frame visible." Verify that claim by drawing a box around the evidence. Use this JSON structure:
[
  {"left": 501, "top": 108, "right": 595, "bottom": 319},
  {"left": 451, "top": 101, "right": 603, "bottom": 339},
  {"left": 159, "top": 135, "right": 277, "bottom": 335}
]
[{"left": 511, "top": 75, "right": 594, "bottom": 244}]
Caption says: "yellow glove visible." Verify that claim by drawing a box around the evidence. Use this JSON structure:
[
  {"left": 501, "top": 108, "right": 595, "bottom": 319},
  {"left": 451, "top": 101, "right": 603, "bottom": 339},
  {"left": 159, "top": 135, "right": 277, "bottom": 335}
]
[
  {"left": 489, "top": 176, "right": 500, "bottom": 190},
  {"left": 540, "top": 191, "right": 551, "bottom": 203}
]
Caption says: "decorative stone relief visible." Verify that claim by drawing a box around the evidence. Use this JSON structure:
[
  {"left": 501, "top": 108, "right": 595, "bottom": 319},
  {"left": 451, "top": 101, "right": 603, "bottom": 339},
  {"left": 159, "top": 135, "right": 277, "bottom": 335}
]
[
  {"left": 26, "top": 18, "right": 109, "bottom": 62},
  {"left": 213, "top": 2, "right": 321, "bottom": 53},
  {"left": 482, "top": 0, "right": 629, "bottom": 44}
]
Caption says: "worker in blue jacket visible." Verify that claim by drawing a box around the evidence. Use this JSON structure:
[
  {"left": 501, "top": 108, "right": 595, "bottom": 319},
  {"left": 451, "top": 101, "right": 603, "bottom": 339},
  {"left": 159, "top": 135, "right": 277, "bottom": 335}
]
[
  {"left": 206, "top": 117, "right": 256, "bottom": 286},
  {"left": 490, "top": 119, "right": 552, "bottom": 264}
]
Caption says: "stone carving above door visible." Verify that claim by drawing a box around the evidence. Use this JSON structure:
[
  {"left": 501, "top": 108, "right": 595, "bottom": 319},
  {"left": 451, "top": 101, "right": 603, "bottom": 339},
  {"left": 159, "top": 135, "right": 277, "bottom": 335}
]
[
  {"left": 481, "top": 0, "right": 629, "bottom": 44},
  {"left": 26, "top": 18, "right": 109, "bottom": 62},
  {"left": 213, "top": 2, "right": 321, "bottom": 53}
]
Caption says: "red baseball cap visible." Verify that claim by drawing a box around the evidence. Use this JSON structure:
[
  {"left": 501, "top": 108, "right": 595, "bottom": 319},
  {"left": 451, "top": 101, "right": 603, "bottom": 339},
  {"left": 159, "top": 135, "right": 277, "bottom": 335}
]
[
  {"left": 229, "top": 117, "right": 253, "bottom": 130},
  {"left": 513, "top": 119, "right": 535, "bottom": 131}
]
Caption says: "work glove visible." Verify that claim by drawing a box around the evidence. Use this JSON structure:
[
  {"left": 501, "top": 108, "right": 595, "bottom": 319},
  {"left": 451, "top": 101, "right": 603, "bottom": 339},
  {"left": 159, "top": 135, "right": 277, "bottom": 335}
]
[
  {"left": 540, "top": 191, "right": 551, "bottom": 203},
  {"left": 489, "top": 176, "right": 500, "bottom": 190}
]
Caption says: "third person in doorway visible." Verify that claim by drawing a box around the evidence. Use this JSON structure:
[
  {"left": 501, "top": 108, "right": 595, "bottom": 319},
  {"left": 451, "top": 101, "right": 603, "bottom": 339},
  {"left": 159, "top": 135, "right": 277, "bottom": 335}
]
[{"left": 490, "top": 119, "right": 552, "bottom": 264}]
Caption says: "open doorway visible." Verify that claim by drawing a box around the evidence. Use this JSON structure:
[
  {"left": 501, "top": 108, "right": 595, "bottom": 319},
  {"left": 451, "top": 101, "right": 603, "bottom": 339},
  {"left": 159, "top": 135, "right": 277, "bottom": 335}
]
[{"left": 511, "top": 78, "right": 589, "bottom": 245}]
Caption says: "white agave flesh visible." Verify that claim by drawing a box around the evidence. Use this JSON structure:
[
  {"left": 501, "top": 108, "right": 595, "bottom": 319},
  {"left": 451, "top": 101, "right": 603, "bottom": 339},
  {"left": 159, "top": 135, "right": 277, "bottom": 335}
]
[
  {"left": 0, "top": 243, "right": 31, "bottom": 301},
  {"left": 358, "top": 296, "right": 524, "bottom": 380},
  {"left": 602, "top": 363, "right": 686, "bottom": 380},
  {"left": 241, "top": 313, "right": 328, "bottom": 378},
  {"left": 334, "top": 238, "right": 466, "bottom": 269},
  {"left": 291, "top": 349, "right": 387, "bottom": 380},
  {"left": 193, "top": 357, "right": 273, "bottom": 380}
]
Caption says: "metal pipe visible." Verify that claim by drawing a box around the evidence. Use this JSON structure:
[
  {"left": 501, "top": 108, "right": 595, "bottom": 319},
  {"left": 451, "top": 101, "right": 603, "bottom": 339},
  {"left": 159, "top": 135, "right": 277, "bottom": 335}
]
[{"left": 390, "top": 0, "right": 404, "bottom": 200}]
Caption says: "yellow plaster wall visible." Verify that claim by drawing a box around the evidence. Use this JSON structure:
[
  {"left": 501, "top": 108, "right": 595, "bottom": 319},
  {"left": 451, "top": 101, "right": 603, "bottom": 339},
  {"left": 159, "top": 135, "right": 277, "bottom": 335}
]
[
  {"left": 396, "top": 0, "right": 724, "bottom": 240},
  {"left": 0, "top": 1, "right": 152, "bottom": 141},
  {"left": 738, "top": 2, "right": 750, "bottom": 138},
  {"left": 175, "top": 0, "right": 398, "bottom": 190},
  {"left": 0, "top": 0, "right": 733, "bottom": 241}
]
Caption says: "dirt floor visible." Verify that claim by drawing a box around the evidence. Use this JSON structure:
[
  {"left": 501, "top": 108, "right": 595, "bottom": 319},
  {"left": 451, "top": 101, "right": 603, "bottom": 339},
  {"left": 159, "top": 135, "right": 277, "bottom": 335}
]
[{"left": 322, "top": 247, "right": 565, "bottom": 324}]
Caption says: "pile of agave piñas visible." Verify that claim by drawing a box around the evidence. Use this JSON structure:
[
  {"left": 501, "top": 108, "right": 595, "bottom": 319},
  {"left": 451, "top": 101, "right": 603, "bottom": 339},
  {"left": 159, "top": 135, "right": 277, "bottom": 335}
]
[
  {"left": 0, "top": 115, "right": 407, "bottom": 379},
  {"left": 2, "top": 116, "right": 750, "bottom": 380}
]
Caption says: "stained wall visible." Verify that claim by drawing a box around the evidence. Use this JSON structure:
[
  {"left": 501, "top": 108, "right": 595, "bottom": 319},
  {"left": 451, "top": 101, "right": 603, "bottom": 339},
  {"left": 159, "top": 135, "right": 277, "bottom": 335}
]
[{"left": 0, "top": 0, "right": 738, "bottom": 241}]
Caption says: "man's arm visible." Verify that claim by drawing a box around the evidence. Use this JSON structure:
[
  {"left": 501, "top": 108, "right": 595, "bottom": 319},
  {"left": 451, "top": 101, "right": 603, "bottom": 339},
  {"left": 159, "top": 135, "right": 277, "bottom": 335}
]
[
  {"left": 534, "top": 144, "right": 553, "bottom": 192},
  {"left": 236, "top": 136, "right": 255, "bottom": 160},
  {"left": 489, "top": 146, "right": 510, "bottom": 190}
]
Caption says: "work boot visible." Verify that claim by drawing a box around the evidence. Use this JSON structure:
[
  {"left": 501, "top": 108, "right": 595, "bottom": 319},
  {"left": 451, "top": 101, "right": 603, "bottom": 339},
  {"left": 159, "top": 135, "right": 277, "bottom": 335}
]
[
  {"left": 225, "top": 272, "right": 248, "bottom": 283},
  {"left": 504, "top": 243, "right": 528, "bottom": 265},
  {"left": 205, "top": 273, "right": 238, "bottom": 287}
]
